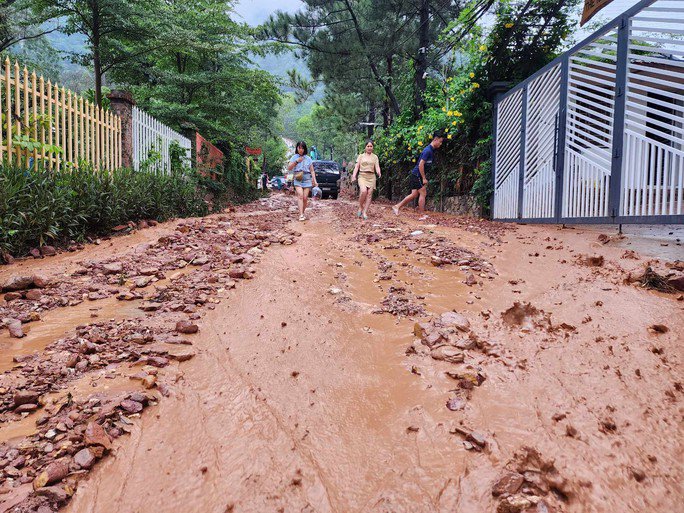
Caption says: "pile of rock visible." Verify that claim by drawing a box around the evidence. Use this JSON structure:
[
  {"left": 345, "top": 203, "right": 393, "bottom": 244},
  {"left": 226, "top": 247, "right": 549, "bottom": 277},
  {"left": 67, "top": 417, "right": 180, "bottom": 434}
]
[
  {"left": 0, "top": 391, "right": 157, "bottom": 511},
  {"left": 492, "top": 447, "right": 572, "bottom": 513}
]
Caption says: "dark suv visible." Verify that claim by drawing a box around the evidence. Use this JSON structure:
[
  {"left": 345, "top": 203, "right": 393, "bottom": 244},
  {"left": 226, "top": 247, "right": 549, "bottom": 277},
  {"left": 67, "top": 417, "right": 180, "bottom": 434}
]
[{"left": 312, "top": 160, "right": 340, "bottom": 199}]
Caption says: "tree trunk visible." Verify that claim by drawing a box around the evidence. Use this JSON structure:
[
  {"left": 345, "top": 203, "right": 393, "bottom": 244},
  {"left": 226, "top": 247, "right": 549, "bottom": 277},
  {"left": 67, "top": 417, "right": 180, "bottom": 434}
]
[
  {"left": 342, "top": 0, "right": 401, "bottom": 115},
  {"left": 92, "top": 0, "right": 102, "bottom": 107},
  {"left": 367, "top": 104, "right": 375, "bottom": 139},
  {"left": 383, "top": 55, "right": 394, "bottom": 128},
  {"left": 414, "top": 0, "right": 429, "bottom": 115}
]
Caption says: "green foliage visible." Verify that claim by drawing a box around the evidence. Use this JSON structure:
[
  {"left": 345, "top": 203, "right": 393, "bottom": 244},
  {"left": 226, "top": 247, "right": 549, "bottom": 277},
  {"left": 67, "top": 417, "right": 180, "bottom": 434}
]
[
  {"left": 0, "top": 162, "right": 215, "bottom": 256},
  {"left": 373, "top": 0, "right": 578, "bottom": 212}
]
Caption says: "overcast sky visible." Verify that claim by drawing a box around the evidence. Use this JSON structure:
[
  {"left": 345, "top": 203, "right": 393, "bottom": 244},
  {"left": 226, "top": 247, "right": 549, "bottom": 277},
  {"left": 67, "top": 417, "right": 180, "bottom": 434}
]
[{"left": 233, "top": 0, "right": 303, "bottom": 26}]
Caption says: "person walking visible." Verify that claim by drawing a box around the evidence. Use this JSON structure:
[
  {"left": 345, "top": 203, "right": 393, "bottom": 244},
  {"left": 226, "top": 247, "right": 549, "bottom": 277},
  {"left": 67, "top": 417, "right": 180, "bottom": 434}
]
[
  {"left": 261, "top": 171, "right": 268, "bottom": 191},
  {"left": 392, "top": 130, "right": 445, "bottom": 215},
  {"left": 287, "top": 141, "right": 318, "bottom": 221},
  {"left": 352, "top": 140, "right": 381, "bottom": 220}
]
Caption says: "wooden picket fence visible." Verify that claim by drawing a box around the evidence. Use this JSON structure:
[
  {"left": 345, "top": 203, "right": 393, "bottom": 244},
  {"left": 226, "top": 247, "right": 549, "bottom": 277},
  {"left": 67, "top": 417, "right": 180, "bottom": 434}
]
[{"left": 0, "top": 57, "right": 121, "bottom": 170}]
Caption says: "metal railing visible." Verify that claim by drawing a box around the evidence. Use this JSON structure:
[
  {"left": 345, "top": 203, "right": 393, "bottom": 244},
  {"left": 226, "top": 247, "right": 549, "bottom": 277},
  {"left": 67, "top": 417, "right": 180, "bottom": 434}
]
[{"left": 492, "top": 0, "right": 684, "bottom": 225}]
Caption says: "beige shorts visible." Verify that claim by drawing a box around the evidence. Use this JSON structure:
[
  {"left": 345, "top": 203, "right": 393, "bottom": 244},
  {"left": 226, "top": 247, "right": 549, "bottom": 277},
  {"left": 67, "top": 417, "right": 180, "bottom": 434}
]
[{"left": 358, "top": 172, "right": 376, "bottom": 190}]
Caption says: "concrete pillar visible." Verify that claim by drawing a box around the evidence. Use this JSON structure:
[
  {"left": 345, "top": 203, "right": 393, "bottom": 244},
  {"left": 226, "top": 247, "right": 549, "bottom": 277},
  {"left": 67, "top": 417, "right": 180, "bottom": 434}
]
[{"left": 107, "top": 90, "right": 135, "bottom": 169}]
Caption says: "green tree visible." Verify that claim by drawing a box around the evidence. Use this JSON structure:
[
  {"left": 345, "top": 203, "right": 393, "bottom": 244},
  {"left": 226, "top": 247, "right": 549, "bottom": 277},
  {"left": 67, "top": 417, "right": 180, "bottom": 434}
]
[
  {"left": 1, "top": 0, "right": 55, "bottom": 53},
  {"left": 31, "top": 0, "right": 158, "bottom": 106}
]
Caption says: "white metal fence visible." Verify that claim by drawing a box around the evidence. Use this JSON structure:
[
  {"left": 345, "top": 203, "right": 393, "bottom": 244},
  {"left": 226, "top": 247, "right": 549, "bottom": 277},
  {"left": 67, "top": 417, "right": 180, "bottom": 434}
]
[
  {"left": 492, "top": 0, "right": 684, "bottom": 224},
  {"left": 132, "top": 106, "right": 191, "bottom": 173}
]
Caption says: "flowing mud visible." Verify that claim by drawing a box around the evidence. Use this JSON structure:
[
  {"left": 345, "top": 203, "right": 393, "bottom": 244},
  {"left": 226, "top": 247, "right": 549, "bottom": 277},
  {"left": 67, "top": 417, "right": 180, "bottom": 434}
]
[{"left": 0, "top": 194, "right": 682, "bottom": 513}]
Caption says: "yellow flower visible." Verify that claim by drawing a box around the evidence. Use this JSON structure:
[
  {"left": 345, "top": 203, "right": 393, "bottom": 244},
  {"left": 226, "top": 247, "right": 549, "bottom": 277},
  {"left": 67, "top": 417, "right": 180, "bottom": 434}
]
[
  {"left": 455, "top": 111, "right": 463, "bottom": 117},
  {"left": 442, "top": 107, "right": 447, "bottom": 112},
  {"left": 447, "top": 110, "right": 453, "bottom": 116},
  {"left": 445, "top": 128, "right": 449, "bottom": 133},
  {"left": 450, "top": 97, "right": 455, "bottom": 101},
  {"left": 452, "top": 121, "right": 457, "bottom": 126},
  {"left": 418, "top": 125, "right": 423, "bottom": 130},
  {"left": 505, "top": 23, "right": 514, "bottom": 28},
  {"left": 479, "top": 45, "right": 487, "bottom": 51},
  {"left": 472, "top": 83, "right": 480, "bottom": 89},
  {"left": 447, "top": 77, "right": 452, "bottom": 82},
  {"left": 447, "top": 134, "right": 452, "bottom": 139},
  {"left": 469, "top": 72, "right": 475, "bottom": 78},
  {"left": 418, "top": 141, "right": 423, "bottom": 145}
]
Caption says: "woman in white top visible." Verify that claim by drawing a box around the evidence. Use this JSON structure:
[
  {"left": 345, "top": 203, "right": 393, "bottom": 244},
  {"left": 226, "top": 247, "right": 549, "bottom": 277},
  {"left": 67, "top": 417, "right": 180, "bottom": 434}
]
[
  {"left": 287, "top": 141, "right": 318, "bottom": 221},
  {"left": 351, "top": 140, "right": 381, "bottom": 220}
]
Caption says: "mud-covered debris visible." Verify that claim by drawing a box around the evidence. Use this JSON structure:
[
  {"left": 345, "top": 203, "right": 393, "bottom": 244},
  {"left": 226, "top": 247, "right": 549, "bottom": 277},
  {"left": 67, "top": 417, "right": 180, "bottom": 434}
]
[
  {"left": 632, "top": 266, "right": 676, "bottom": 292},
  {"left": 668, "top": 275, "right": 684, "bottom": 292},
  {"left": 496, "top": 494, "right": 537, "bottom": 513},
  {"left": 580, "top": 255, "right": 604, "bottom": 267},
  {"left": 431, "top": 346, "right": 464, "bottom": 363},
  {"left": 84, "top": 421, "right": 112, "bottom": 451},
  {"left": 446, "top": 396, "right": 466, "bottom": 411},
  {"left": 445, "top": 367, "right": 486, "bottom": 388},
  {"left": 492, "top": 471, "right": 525, "bottom": 497},
  {"left": 102, "top": 262, "right": 124, "bottom": 275},
  {"left": 33, "top": 459, "right": 69, "bottom": 489},
  {"left": 440, "top": 311, "right": 470, "bottom": 332},
  {"left": 73, "top": 448, "right": 96, "bottom": 470},
  {"left": 2, "top": 275, "right": 36, "bottom": 291},
  {"left": 466, "top": 431, "right": 487, "bottom": 448},
  {"left": 176, "top": 321, "right": 199, "bottom": 334},
  {"left": 4, "top": 317, "right": 25, "bottom": 338},
  {"left": 13, "top": 390, "right": 41, "bottom": 407},
  {"left": 648, "top": 324, "right": 668, "bottom": 334}
]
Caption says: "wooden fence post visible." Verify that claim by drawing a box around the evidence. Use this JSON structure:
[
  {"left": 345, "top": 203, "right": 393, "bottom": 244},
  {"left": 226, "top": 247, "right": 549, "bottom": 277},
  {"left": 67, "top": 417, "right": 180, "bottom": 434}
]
[{"left": 108, "top": 90, "right": 135, "bottom": 169}]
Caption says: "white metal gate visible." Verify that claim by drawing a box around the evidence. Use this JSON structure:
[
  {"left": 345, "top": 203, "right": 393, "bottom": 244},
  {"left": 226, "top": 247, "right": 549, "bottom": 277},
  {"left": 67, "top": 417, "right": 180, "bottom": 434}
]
[
  {"left": 492, "top": 0, "right": 684, "bottom": 225},
  {"left": 132, "top": 106, "right": 191, "bottom": 173}
]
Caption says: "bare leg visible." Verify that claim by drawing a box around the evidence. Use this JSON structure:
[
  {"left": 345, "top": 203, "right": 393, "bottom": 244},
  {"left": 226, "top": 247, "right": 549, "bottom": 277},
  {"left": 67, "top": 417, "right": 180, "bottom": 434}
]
[
  {"left": 417, "top": 186, "right": 427, "bottom": 212},
  {"left": 358, "top": 185, "right": 368, "bottom": 214},
  {"left": 363, "top": 186, "right": 373, "bottom": 216},
  {"left": 302, "top": 188, "right": 310, "bottom": 214},
  {"left": 295, "top": 186, "right": 304, "bottom": 216},
  {"left": 393, "top": 190, "right": 419, "bottom": 214}
]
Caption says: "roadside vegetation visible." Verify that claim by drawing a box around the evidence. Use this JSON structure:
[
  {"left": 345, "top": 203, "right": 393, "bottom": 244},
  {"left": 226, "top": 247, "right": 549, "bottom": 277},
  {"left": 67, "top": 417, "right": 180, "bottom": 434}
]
[{"left": 264, "top": 0, "right": 580, "bottom": 210}]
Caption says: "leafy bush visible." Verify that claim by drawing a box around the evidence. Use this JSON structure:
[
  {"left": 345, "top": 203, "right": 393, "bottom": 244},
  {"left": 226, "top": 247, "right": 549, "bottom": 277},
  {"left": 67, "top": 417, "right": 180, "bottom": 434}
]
[{"left": 0, "top": 163, "right": 212, "bottom": 257}]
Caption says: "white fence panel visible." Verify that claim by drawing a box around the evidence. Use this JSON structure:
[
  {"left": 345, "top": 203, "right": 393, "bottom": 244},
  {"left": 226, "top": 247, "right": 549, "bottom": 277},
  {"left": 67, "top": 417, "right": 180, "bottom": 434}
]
[
  {"left": 620, "top": 0, "right": 684, "bottom": 217},
  {"left": 132, "top": 106, "right": 191, "bottom": 173},
  {"left": 493, "top": 89, "right": 523, "bottom": 219},
  {"left": 562, "top": 28, "right": 618, "bottom": 218},
  {"left": 523, "top": 64, "right": 562, "bottom": 219}
]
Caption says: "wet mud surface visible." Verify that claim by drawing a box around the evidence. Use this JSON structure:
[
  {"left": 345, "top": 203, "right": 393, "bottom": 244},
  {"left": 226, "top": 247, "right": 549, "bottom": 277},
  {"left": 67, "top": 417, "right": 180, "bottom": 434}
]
[{"left": 0, "top": 194, "right": 682, "bottom": 513}]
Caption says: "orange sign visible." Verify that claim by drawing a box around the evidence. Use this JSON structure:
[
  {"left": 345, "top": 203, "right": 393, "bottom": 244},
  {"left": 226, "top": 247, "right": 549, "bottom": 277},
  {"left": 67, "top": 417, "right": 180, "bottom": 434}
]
[
  {"left": 580, "top": 0, "right": 615, "bottom": 26},
  {"left": 245, "top": 147, "right": 262, "bottom": 156}
]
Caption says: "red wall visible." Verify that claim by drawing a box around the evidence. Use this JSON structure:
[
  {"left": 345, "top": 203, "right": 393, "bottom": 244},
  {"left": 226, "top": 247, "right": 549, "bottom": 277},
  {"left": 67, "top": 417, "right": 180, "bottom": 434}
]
[{"left": 196, "top": 133, "right": 224, "bottom": 177}]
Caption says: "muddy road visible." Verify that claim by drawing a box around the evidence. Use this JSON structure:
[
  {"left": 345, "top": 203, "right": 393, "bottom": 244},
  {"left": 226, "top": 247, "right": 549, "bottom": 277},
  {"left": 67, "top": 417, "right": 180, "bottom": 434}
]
[{"left": 0, "top": 195, "right": 682, "bottom": 513}]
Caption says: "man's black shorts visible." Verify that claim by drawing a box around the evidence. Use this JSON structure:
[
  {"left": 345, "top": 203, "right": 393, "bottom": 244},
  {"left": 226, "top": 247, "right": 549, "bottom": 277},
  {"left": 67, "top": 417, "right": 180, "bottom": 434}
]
[{"left": 409, "top": 174, "right": 424, "bottom": 190}]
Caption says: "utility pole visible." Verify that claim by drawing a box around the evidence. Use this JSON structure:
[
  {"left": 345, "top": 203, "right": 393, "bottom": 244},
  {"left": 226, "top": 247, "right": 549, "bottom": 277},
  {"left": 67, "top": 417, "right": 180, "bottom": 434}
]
[{"left": 415, "top": 0, "right": 429, "bottom": 115}]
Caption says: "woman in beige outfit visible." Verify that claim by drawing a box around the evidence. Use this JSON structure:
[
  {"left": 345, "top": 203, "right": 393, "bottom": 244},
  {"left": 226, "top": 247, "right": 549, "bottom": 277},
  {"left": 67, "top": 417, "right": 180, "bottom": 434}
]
[{"left": 352, "top": 140, "right": 381, "bottom": 220}]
